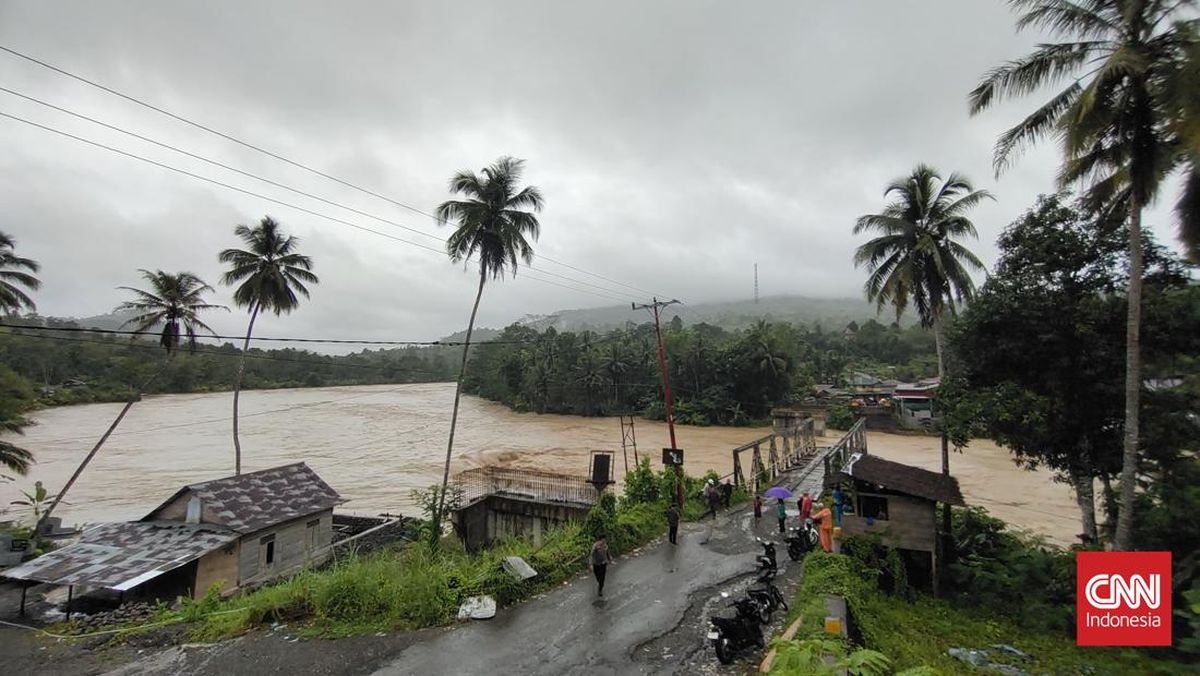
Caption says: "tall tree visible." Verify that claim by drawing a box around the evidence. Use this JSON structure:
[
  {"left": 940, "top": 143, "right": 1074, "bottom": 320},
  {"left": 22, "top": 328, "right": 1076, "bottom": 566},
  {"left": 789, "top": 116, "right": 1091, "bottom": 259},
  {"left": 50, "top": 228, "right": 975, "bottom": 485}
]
[
  {"left": 853, "top": 164, "right": 991, "bottom": 379},
  {"left": 219, "top": 216, "right": 318, "bottom": 475},
  {"left": 430, "top": 156, "right": 543, "bottom": 549},
  {"left": 117, "top": 270, "right": 227, "bottom": 353},
  {"left": 41, "top": 270, "right": 226, "bottom": 529},
  {"left": 0, "top": 231, "right": 40, "bottom": 315},
  {"left": 969, "top": 0, "right": 1200, "bottom": 550}
]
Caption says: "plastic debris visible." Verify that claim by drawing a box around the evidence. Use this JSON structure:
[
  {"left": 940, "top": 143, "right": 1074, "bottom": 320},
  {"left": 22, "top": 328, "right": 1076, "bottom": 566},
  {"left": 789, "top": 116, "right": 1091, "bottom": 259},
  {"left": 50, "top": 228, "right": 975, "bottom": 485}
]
[
  {"left": 947, "top": 647, "right": 1030, "bottom": 676},
  {"left": 456, "top": 595, "right": 497, "bottom": 620}
]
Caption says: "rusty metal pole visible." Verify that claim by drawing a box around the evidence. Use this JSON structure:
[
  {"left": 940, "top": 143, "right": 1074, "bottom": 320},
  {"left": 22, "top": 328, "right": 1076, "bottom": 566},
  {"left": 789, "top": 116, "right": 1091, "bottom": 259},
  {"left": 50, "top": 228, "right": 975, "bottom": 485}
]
[{"left": 634, "top": 298, "right": 682, "bottom": 507}]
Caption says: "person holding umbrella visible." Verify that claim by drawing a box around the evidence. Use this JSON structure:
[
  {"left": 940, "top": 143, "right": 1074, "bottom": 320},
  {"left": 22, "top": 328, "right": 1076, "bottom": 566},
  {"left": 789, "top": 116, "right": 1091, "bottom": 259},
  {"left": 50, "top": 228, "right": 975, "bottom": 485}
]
[{"left": 763, "top": 485, "right": 793, "bottom": 534}]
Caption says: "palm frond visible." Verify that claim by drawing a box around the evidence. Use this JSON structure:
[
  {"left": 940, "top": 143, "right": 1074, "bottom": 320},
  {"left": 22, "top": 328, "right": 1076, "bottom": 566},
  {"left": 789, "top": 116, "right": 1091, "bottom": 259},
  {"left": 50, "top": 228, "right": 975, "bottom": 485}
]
[
  {"left": 969, "top": 41, "right": 1102, "bottom": 114},
  {"left": 993, "top": 82, "right": 1082, "bottom": 173}
]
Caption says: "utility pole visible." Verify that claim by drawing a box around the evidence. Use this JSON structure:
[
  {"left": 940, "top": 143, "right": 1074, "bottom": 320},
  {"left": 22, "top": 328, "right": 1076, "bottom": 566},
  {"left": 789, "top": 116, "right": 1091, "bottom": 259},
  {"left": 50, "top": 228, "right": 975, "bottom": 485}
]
[{"left": 633, "top": 297, "right": 683, "bottom": 507}]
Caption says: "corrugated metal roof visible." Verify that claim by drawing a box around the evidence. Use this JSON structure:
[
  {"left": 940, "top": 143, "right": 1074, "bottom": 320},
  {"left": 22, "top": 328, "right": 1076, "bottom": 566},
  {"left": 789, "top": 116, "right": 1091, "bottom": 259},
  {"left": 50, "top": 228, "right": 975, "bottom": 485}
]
[
  {"left": 0, "top": 521, "right": 237, "bottom": 589},
  {"left": 146, "top": 462, "right": 345, "bottom": 533}
]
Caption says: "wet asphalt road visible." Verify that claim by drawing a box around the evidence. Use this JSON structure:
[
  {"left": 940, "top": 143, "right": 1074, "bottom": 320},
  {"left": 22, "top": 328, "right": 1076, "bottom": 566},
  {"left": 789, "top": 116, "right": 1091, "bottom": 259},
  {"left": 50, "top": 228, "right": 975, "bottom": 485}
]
[{"left": 372, "top": 504, "right": 806, "bottom": 676}]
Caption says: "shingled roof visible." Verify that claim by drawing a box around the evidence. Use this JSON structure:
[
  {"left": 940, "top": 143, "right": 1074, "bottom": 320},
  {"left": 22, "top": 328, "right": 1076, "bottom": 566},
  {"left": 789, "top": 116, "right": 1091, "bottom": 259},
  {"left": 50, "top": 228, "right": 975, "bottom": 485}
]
[
  {"left": 1, "top": 521, "right": 237, "bottom": 590},
  {"left": 839, "top": 453, "right": 965, "bottom": 506},
  {"left": 145, "top": 462, "right": 345, "bottom": 533}
]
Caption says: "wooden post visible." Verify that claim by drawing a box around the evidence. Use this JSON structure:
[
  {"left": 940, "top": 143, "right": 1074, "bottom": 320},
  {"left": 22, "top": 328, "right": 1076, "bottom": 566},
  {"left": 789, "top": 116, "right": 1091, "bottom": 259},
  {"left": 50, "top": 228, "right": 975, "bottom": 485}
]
[
  {"left": 66, "top": 585, "right": 73, "bottom": 621},
  {"left": 20, "top": 583, "right": 27, "bottom": 616}
]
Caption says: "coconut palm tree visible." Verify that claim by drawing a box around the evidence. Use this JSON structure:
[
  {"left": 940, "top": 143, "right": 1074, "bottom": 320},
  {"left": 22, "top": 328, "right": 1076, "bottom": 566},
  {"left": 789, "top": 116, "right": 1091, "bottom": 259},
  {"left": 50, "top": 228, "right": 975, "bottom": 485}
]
[
  {"left": 853, "top": 164, "right": 991, "bottom": 379},
  {"left": 117, "top": 270, "right": 227, "bottom": 352},
  {"left": 968, "top": 0, "right": 1199, "bottom": 551},
  {"left": 0, "top": 231, "right": 40, "bottom": 315},
  {"left": 430, "top": 156, "right": 543, "bottom": 549},
  {"left": 42, "top": 270, "right": 227, "bottom": 530},
  {"left": 219, "top": 216, "right": 318, "bottom": 475},
  {"left": 604, "top": 344, "right": 629, "bottom": 407}
]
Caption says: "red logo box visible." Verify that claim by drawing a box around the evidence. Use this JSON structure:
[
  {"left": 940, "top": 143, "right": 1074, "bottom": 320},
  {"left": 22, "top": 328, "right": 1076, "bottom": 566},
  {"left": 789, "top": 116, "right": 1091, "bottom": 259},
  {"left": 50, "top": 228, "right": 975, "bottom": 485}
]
[{"left": 1077, "top": 551, "right": 1172, "bottom": 646}]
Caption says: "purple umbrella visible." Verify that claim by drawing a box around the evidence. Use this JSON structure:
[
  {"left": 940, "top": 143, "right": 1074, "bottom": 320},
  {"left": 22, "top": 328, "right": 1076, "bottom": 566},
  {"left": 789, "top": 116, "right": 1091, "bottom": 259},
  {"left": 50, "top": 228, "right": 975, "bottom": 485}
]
[{"left": 764, "top": 486, "right": 793, "bottom": 499}]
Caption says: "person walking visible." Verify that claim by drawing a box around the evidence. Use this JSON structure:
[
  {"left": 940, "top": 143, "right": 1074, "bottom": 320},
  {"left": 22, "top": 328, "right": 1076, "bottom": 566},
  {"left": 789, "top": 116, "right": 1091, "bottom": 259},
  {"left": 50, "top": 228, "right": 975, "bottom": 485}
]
[
  {"left": 721, "top": 480, "right": 733, "bottom": 508},
  {"left": 832, "top": 485, "right": 845, "bottom": 527},
  {"left": 812, "top": 504, "right": 833, "bottom": 552},
  {"left": 666, "top": 502, "right": 680, "bottom": 545},
  {"left": 704, "top": 480, "right": 720, "bottom": 520},
  {"left": 753, "top": 494, "right": 763, "bottom": 520},
  {"left": 800, "top": 490, "right": 813, "bottom": 523},
  {"left": 590, "top": 534, "right": 611, "bottom": 596},
  {"left": 775, "top": 498, "right": 787, "bottom": 534}
]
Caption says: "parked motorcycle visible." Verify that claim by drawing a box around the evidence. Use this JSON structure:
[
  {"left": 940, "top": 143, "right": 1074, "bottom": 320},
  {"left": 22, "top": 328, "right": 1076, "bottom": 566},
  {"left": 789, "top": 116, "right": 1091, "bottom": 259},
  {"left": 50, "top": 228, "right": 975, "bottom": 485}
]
[
  {"left": 754, "top": 537, "right": 777, "bottom": 575},
  {"left": 747, "top": 568, "right": 789, "bottom": 619},
  {"left": 707, "top": 592, "right": 765, "bottom": 665},
  {"left": 785, "top": 519, "right": 820, "bottom": 561}
]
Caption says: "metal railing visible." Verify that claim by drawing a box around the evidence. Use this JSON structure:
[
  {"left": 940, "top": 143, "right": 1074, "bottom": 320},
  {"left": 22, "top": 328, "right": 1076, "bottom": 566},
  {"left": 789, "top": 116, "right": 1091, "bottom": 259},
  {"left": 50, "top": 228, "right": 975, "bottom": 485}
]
[
  {"left": 453, "top": 466, "right": 600, "bottom": 507},
  {"left": 822, "top": 417, "right": 868, "bottom": 482}
]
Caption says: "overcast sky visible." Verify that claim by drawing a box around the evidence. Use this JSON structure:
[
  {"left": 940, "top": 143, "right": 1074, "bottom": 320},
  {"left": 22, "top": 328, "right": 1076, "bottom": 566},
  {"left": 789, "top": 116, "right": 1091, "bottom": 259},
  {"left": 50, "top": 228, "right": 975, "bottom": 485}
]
[{"left": 0, "top": 1, "right": 1189, "bottom": 347}]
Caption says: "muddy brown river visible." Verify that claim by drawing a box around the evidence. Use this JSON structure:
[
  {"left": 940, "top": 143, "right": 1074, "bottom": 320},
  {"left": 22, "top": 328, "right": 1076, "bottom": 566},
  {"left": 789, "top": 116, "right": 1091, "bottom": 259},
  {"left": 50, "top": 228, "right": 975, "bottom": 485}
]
[{"left": 0, "top": 382, "right": 1080, "bottom": 544}]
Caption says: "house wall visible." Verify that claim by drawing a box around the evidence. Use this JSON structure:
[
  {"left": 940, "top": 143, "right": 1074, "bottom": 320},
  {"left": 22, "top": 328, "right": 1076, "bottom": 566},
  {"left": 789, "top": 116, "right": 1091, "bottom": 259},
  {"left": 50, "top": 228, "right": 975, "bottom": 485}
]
[
  {"left": 237, "top": 510, "right": 334, "bottom": 587},
  {"left": 840, "top": 494, "right": 936, "bottom": 552},
  {"left": 453, "top": 495, "right": 592, "bottom": 553},
  {"left": 193, "top": 543, "right": 240, "bottom": 599}
]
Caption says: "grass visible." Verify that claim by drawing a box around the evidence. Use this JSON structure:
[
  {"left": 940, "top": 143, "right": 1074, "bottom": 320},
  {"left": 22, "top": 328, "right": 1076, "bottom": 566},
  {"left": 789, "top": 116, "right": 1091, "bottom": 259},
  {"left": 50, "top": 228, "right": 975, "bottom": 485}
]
[{"left": 785, "top": 553, "right": 1190, "bottom": 676}]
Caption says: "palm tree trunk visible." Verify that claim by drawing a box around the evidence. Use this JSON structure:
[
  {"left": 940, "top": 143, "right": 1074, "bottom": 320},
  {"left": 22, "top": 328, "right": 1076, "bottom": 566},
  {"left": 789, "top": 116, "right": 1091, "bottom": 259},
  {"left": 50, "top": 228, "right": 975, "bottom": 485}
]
[
  {"left": 1073, "top": 468, "right": 1098, "bottom": 545},
  {"left": 232, "top": 302, "right": 261, "bottom": 476},
  {"left": 430, "top": 269, "right": 486, "bottom": 551},
  {"left": 37, "top": 358, "right": 170, "bottom": 532},
  {"left": 933, "top": 314, "right": 946, "bottom": 380},
  {"left": 1115, "top": 200, "right": 1144, "bottom": 552}
]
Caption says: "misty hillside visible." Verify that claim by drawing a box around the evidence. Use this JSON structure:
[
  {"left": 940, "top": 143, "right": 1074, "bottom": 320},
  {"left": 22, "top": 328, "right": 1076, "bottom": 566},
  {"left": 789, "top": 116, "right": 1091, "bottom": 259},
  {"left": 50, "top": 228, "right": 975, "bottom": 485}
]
[{"left": 530, "top": 295, "right": 910, "bottom": 332}]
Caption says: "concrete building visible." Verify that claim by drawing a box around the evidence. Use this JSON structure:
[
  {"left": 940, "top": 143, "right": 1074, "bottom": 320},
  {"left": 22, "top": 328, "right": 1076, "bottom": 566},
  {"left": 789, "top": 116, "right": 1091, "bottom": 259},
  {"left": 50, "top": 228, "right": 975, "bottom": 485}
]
[{"left": 2, "top": 462, "right": 344, "bottom": 605}]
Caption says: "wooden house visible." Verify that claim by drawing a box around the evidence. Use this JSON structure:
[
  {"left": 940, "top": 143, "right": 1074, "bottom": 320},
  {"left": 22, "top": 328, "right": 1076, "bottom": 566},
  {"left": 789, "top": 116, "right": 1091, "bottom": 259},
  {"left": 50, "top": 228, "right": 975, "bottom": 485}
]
[
  {"left": 832, "top": 452, "right": 965, "bottom": 593},
  {"left": 2, "top": 463, "right": 345, "bottom": 605}
]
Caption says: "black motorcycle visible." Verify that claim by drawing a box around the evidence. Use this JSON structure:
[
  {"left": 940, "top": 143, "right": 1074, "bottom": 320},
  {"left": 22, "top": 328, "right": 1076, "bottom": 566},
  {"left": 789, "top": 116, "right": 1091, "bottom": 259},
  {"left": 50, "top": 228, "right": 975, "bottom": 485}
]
[
  {"left": 708, "top": 594, "right": 765, "bottom": 665},
  {"left": 747, "top": 568, "right": 789, "bottom": 620},
  {"left": 754, "top": 537, "right": 777, "bottom": 574},
  {"left": 785, "top": 519, "right": 820, "bottom": 561}
]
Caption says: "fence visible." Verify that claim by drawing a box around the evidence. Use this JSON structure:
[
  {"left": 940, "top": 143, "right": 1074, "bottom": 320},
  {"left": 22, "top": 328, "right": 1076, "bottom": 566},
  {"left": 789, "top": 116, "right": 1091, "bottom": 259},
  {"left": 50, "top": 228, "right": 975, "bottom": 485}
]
[
  {"left": 453, "top": 466, "right": 600, "bottom": 508},
  {"left": 822, "top": 417, "right": 867, "bottom": 483}
]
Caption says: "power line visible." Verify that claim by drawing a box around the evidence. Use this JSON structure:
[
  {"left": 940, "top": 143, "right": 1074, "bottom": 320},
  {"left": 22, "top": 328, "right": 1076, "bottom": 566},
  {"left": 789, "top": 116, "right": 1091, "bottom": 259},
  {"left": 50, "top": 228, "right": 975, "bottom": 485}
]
[
  {"left": 0, "top": 86, "right": 643, "bottom": 302},
  {"left": 0, "top": 44, "right": 673, "bottom": 301},
  {"left": 0, "top": 111, "right": 632, "bottom": 304}
]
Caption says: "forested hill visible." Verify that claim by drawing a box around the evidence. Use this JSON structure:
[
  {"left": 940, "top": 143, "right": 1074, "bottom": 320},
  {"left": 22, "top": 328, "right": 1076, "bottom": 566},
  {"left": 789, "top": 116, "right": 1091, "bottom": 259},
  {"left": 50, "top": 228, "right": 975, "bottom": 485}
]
[
  {"left": 533, "top": 295, "right": 909, "bottom": 333},
  {"left": 0, "top": 316, "right": 459, "bottom": 407}
]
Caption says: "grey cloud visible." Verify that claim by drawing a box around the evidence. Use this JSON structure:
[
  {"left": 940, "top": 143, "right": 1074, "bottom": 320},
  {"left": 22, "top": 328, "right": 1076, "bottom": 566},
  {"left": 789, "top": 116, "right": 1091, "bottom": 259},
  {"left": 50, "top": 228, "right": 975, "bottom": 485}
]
[{"left": 0, "top": 1, "right": 1188, "bottom": 347}]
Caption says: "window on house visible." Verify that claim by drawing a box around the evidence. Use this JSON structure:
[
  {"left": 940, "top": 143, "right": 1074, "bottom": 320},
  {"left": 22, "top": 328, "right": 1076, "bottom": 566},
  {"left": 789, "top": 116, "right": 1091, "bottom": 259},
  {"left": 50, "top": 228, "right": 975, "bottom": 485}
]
[
  {"left": 306, "top": 519, "right": 320, "bottom": 551},
  {"left": 859, "top": 494, "right": 889, "bottom": 520},
  {"left": 260, "top": 534, "right": 276, "bottom": 567}
]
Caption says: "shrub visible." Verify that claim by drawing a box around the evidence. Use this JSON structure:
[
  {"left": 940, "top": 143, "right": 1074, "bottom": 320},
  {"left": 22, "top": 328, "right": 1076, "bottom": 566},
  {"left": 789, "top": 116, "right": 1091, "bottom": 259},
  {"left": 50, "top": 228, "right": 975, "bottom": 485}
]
[
  {"left": 622, "top": 457, "right": 659, "bottom": 504},
  {"left": 827, "top": 403, "right": 854, "bottom": 430}
]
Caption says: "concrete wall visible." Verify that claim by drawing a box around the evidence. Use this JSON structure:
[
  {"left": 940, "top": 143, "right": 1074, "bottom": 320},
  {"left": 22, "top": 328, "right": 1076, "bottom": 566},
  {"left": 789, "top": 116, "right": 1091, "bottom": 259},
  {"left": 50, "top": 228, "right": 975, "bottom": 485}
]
[
  {"left": 841, "top": 493, "right": 936, "bottom": 552},
  {"left": 193, "top": 543, "right": 240, "bottom": 598},
  {"left": 237, "top": 510, "right": 334, "bottom": 587},
  {"left": 454, "top": 496, "right": 592, "bottom": 553}
]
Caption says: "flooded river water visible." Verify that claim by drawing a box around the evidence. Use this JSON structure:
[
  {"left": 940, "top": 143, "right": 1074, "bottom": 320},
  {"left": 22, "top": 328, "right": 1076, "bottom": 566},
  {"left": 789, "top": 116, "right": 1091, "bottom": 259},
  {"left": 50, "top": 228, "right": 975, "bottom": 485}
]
[{"left": 0, "top": 382, "right": 1080, "bottom": 544}]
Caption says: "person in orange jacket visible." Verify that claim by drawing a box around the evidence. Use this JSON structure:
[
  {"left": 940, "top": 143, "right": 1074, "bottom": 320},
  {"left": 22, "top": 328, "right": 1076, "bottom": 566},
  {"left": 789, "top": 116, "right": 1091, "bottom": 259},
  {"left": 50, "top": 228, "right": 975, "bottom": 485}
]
[{"left": 811, "top": 504, "right": 833, "bottom": 552}]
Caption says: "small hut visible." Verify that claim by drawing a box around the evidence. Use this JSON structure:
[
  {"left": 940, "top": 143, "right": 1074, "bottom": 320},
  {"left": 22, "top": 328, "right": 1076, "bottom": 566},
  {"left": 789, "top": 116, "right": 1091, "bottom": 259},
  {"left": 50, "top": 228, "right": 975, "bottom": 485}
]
[{"left": 832, "top": 452, "right": 965, "bottom": 593}]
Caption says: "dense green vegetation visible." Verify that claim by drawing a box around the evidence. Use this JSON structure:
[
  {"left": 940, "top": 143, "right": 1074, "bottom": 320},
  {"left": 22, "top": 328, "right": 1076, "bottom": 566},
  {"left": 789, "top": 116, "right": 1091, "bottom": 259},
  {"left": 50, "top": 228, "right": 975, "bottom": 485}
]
[
  {"left": 782, "top": 516, "right": 1195, "bottom": 672},
  {"left": 461, "top": 318, "right": 937, "bottom": 425},
  {"left": 0, "top": 318, "right": 458, "bottom": 407}
]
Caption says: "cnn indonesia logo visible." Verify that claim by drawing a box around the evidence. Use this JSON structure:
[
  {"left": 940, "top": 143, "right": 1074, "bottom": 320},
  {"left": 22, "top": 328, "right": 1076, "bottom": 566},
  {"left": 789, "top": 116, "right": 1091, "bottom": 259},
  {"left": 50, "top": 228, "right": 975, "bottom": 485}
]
[{"left": 1077, "top": 551, "right": 1172, "bottom": 646}]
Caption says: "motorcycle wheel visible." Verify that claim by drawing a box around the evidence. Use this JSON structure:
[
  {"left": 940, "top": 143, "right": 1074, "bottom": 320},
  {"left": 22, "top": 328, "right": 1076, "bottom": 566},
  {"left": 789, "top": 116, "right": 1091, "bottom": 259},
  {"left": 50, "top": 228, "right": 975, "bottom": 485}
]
[
  {"left": 757, "top": 604, "right": 771, "bottom": 624},
  {"left": 787, "top": 543, "right": 802, "bottom": 561},
  {"left": 754, "top": 630, "right": 766, "bottom": 648},
  {"left": 714, "top": 638, "right": 734, "bottom": 665},
  {"left": 773, "top": 589, "right": 789, "bottom": 612}
]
